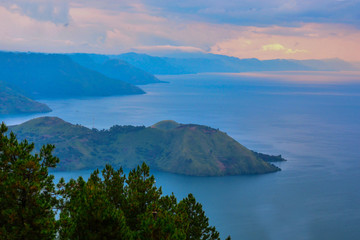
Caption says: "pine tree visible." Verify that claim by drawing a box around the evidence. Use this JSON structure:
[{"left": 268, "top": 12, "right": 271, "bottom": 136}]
[
  {"left": 57, "top": 170, "right": 131, "bottom": 240},
  {"left": 178, "top": 193, "right": 220, "bottom": 240},
  {"left": 0, "top": 121, "right": 230, "bottom": 239},
  {"left": 0, "top": 123, "right": 59, "bottom": 239},
  {"left": 122, "top": 162, "right": 163, "bottom": 232},
  {"left": 57, "top": 163, "right": 227, "bottom": 239}
]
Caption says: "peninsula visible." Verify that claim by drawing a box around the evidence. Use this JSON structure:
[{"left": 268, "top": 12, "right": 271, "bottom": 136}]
[
  {"left": 0, "top": 83, "right": 51, "bottom": 114},
  {"left": 9, "top": 117, "right": 285, "bottom": 176}
]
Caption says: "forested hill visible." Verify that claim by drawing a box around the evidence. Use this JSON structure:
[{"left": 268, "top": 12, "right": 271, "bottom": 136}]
[
  {"left": 9, "top": 118, "right": 284, "bottom": 176},
  {"left": 0, "top": 51, "right": 144, "bottom": 99},
  {"left": 0, "top": 82, "right": 51, "bottom": 114}
]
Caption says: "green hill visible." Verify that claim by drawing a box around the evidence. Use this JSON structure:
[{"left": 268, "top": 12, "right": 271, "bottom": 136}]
[
  {"left": 0, "top": 51, "right": 144, "bottom": 99},
  {"left": 0, "top": 82, "right": 51, "bottom": 114},
  {"left": 9, "top": 117, "right": 284, "bottom": 176},
  {"left": 151, "top": 120, "right": 180, "bottom": 130}
]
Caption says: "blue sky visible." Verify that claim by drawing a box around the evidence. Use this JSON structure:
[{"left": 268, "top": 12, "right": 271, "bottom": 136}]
[{"left": 1, "top": 0, "right": 359, "bottom": 61}]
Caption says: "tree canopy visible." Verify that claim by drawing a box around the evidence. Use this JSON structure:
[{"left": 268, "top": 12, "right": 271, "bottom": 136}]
[
  {"left": 0, "top": 122, "right": 59, "bottom": 239},
  {"left": 0, "top": 122, "right": 230, "bottom": 239}
]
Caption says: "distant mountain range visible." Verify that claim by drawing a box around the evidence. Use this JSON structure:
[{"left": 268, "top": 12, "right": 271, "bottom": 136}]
[
  {"left": 9, "top": 117, "right": 284, "bottom": 176},
  {"left": 1, "top": 50, "right": 358, "bottom": 115},
  {"left": 114, "top": 52, "right": 359, "bottom": 75},
  {"left": 69, "top": 54, "right": 164, "bottom": 85}
]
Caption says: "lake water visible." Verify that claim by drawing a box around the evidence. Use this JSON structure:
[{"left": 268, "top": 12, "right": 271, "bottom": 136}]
[{"left": 1, "top": 72, "right": 360, "bottom": 240}]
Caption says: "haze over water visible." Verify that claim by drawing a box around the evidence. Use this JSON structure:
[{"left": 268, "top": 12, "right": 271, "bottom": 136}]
[{"left": 2, "top": 72, "right": 360, "bottom": 240}]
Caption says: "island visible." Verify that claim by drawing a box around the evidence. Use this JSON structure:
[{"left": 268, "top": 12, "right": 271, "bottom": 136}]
[{"left": 9, "top": 117, "right": 285, "bottom": 176}]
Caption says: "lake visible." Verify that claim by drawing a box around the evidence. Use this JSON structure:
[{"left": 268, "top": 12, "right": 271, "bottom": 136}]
[{"left": 1, "top": 72, "right": 360, "bottom": 240}]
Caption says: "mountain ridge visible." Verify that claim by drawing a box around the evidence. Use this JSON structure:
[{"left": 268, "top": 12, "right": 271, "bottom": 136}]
[
  {"left": 114, "top": 52, "right": 359, "bottom": 74},
  {"left": 70, "top": 53, "right": 165, "bottom": 85}
]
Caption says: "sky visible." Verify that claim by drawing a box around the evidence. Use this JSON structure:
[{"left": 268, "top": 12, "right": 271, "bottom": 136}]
[{"left": 1, "top": 0, "right": 360, "bottom": 61}]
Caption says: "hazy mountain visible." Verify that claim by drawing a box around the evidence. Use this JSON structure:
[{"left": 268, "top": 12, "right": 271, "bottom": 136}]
[
  {"left": 0, "top": 51, "right": 144, "bottom": 99},
  {"left": 0, "top": 82, "right": 51, "bottom": 114},
  {"left": 289, "top": 58, "right": 358, "bottom": 71},
  {"left": 114, "top": 52, "right": 359, "bottom": 74},
  {"left": 10, "top": 117, "right": 283, "bottom": 176},
  {"left": 113, "top": 52, "right": 188, "bottom": 74},
  {"left": 70, "top": 54, "right": 164, "bottom": 85}
]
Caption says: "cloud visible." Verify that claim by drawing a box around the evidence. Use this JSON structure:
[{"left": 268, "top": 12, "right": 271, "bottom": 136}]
[
  {"left": 0, "top": 5, "right": 231, "bottom": 54},
  {"left": 131, "top": 45, "right": 205, "bottom": 53},
  {"left": 262, "top": 44, "right": 287, "bottom": 51},
  {"left": 210, "top": 23, "right": 360, "bottom": 61},
  {"left": 0, "top": 6, "right": 69, "bottom": 51},
  {"left": 4, "top": 0, "right": 357, "bottom": 28},
  {"left": 285, "top": 49, "right": 308, "bottom": 54},
  {"left": 67, "top": 7, "right": 240, "bottom": 53},
  {"left": 262, "top": 43, "right": 308, "bottom": 54},
  {"left": 0, "top": 1, "right": 359, "bottom": 61},
  {"left": 141, "top": 0, "right": 360, "bottom": 27},
  {"left": 1, "top": 0, "right": 70, "bottom": 24}
]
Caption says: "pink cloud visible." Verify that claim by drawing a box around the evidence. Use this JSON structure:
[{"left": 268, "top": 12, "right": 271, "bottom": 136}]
[
  {"left": 0, "top": 4, "right": 360, "bottom": 62},
  {"left": 132, "top": 45, "right": 205, "bottom": 53},
  {"left": 210, "top": 23, "right": 360, "bottom": 61}
]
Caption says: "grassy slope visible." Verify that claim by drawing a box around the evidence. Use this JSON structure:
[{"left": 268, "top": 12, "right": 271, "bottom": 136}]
[
  {"left": 151, "top": 120, "right": 180, "bottom": 130},
  {"left": 157, "top": 124, "right": 279, "bottom": 175},
  {"left": 0, "top": 83, "right": 51, "bottom": 114},
  {"left": 10, "top": 117, "right": 282, "bottom": 176}
]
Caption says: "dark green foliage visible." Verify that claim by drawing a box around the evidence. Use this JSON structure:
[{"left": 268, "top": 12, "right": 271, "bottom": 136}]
[
  {"left": 57, "top": 163, "right": 225, "bottom": 239},
  {"left": 0, "top": 123, "right": 230, "bottom": 239},
  {"left": 0, "top": 122, "right": 59, "bottom": 239},
  {"left": 251, "top": 151, "right": 286, "bottom": 162},
  {"left": 57, "top": 171, "right": 131, "bottom": 240},
  {"left": 178, "top": 194, "right": 220, "bottom": 240},
  {"left": 10, "top": 117, "right": 282, "bottom": 176},
  {"left": 123, "top": 163, "right": 162, "bottom": 231}
]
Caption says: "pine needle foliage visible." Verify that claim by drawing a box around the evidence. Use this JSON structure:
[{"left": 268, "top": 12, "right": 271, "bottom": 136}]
[{"left": 0, "top": 122, "right": 230, "bottom": 239}]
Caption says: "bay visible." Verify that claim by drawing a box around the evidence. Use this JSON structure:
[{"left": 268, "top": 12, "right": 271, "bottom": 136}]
[{"left": 1, "top": 72, "right": 360, "bottom": 240}]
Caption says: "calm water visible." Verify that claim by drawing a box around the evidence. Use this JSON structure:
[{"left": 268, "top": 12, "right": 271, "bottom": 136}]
[{"left": 1, "top": 72, "right": 360, "bottom": 240}]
